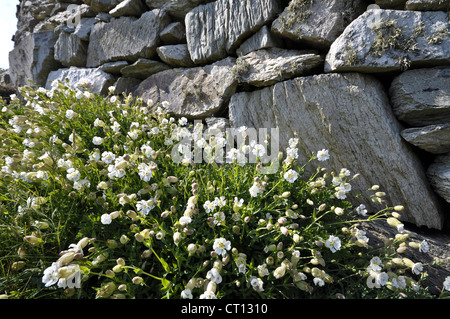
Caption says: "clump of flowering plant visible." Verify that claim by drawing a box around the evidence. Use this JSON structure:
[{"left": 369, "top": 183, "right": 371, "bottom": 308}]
[{"left": 0, "top": 82, "right": 445, "bottom": 299}]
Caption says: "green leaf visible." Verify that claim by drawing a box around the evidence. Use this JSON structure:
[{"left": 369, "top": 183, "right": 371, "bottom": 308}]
[{"left": 152, "top": 248, "right": 170, "bottom": 273}]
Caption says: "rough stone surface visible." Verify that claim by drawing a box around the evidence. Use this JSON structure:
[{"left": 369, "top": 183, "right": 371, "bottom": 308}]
[
  {"left": 9, "top": 31, "right": 61, "bottom": 88},
  {"left": 120, "top": 58, "right": 170, "bottom": 79},
  {"left": 83, "top": 0, "right": 122, "bottom": 13},
  {"left": 229, "top": 72, "right": 444, "bottom": 229},
  {"left": 160, "top": 22, "right": 186, "bottom": 45},
  {"left": 134, "top": 57, "right": 237, "bottom": 119},
  {"left": 145, "top": 0, "right": 214, "bottom": 19},
  {"left": 114, "top": 76, "right": 142, "bottom": 94},
  {"left": 45, "top": 66, "right": 117, "bottom": 95},
  {"left": 325, "top": 10, "right": 450, "bottom": 73},
  {"left": 86, "top": 9, "right": 170, "bottom": 67},
  {"left": 401, "top": 124, "right": 450, "bottom": 154},
  {"left": 100, "top": 61, "right": 129, "bottom": 74},
  {"left": 271, "top": 0, "right": 368, "bottom": 50},
  {"left": 406, "top": 0, "right": 450, "bottom": 10},
  {"left": 236, "top": 25, "right": 283, "bottom": 57},
  {"left": 156, "top": 45, "right": 195, "bottom": 68},
  {"left": 234, "top": 48, "right": 323, "bottom": 87},
  {"left": 375, "top": 0, "right": 407, "bottom": 8},
  {"left": 185, "top": 0, "right": 282, "bottom": 65},
  {"left": 109, "top": 0, "right": 148, "bottom": 17},
  {"left": 73, "top": 18, "right": 97, "bottom": 41},
  {"left": 389, "top": 67, "right": 450, "bottom": 126},
  {"left": 54, "top": 31, "right": 88, "bottom": 67},
  {"left": 427, "top": 154, "right": 450, "bottom": 204}
]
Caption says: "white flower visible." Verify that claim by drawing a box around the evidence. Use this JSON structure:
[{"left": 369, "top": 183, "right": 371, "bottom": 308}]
[
  {"left": 356, "top": 204, "right": 368, "bottom": 216},
  {"left": 203, "top": 200, "right": 216, "bottom": 214},
  {"left": 334, "top": 189, "right": 347, "bottom": 200},
  {"left": 127, "top": 130, "right": 139, "bottom": 140},
  {"left": 141, "top": 144, "right": 154, "bottom": 158},
  {"left": 65, "top": 110, "right": 75, "bottom": 119},
  {"left": 199, "top": 291, "right": 217, "bottom": 299},
  {"left": 412, "top": 262, "right": 423, "bottom": 275},
  {"left": 92, "top": 136, "right": 104, "bottom": 145},
  {"left": 288, "top": 137, "right": 299, "bottom": 148},
  {"left": 101, "top": 151, "right": 115, "bottom": 164},
  {"left": 368, "top": 257, "right": 384, "bottom": 272},
  {"left": 66, "top": 168, "right": 80, "bottom": 182},
  {"left": 138, "top": 163, "right": 153, "bottom": 182},
  {"left": 249, "top": 182, "right": 263, "bottom": 197},
  {"left": 196, "top": 138, "right": 208, "bottom": 148},
  {"left": 443, "top": 276, "right": 450, "bottom": 291},
  {"left": 257, "top": 264, "right": 269, "bottom": 277},
  {"left": 181, "top": 289, "right": 193, "bottom": 299},
  {"left": 392, "top": 276, "right": 407, "bottom": 289},
  {"left": 325, "top": 235, "right": 341, "bottom": 253},
  {"left": 250, "top": 277, "right": 264, "bottom": 292},
  {"left": 419, "top": 240, "right": 429, "bottom": 253},
  {"left": 42, "top": 262, "right": 60, "bottom": 287},
  {"left": 136, "top": 199, "right": 156, "bottom": 216},
  {"left": 283, "top": 169, "right": 298, "bottom": 183},
  {"left": 101, "top": 213, "right": 112, "bottom": 225},
  {"left": 213, "top": 211, "right": 226, "bottom": 225},
  {"left": 213, "top": 237, "right": 231, "bottom": 256},
  {"left": 111, "top": 121, "right": 121, "bottom": 133},
  {"left": 367, "top": 271, "right": 389, "bottom": 288},
  {"left": 206, "top": 268, "right": 222, "bottom": 284},
  {"left": 110, "top": 96, "right": 117, "bottom": 103},
  {"left": 252, "top": 144, "right": 266, "bottom": 157},
  {"left": 179, "top": 216, "right": 192, "bottom": 225},
  {"left": 316, "top": 149, "right": 330, "bottom": 161},
  {"left": 179, "top": 117, "right": 188, "bottom": 126},
  {"left": 313, "top": 277, "right": 325, "bottom": 287}
]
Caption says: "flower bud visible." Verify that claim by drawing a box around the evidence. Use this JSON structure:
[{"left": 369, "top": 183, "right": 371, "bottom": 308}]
[
  {"left": 11, "top": 261, "right": 26, "bottom": 272},
  {"left": 120, "top": 235, "right": 130, "bottom": 244},
  {"left": 58, "top": 251, "right": 75, "bottom": 266},
  {"left": 173, "top": 231, "right": 182, "bottom": 244},
  {"left": 112, "top": 265, "right": 123, "bottom": 273},
  {"left": 105, "top": 270, "right": 115, "bottom": 278},
  {"left": 140, "top": 249, "right": 151, "bottom": 259},
  {"left": 96, "top": 282, "right": 116, "bottom": 298},
  {"left": 134, "top": 233, "right": 144, "bottom": 242},
  {"left": 24, "top": 235, "right": 42, "bottom": 245},
  {"left": 118, "top": 284, "right": 127, "bottom": 291},
  {"left": 394, "top": 205, "right": 404, "bottom": 211},
  {"left": 77, "top": 237, "right": 90, "bottom": 249},
  {"left": 132, "top": 276, "right": 143, "bottom": 285}
]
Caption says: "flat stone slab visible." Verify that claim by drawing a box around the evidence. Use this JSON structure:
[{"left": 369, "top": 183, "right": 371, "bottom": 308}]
[
  {"left": 185, "top": 0, "right": 282, "bottom": 65},
  {"left": 86, "top": 9, "right": 170, "bottom": 67},
  {"left": 427, "top": 154, "right": 450, "bottom": 205},
  {"left": 389, "top": 66, "right": 450, "bottom": 126},
  {"left": 45, "top": 66, "right": 117, "bottom": 95},
  {"left": 325, "top": 9, "right": 450, "bottom": 73},
  {"left": 134, "top": 57, "right": 237, "bottom": 119},
  {"left": 401, "top": 123, "right": 450, "bottom": 154},
  {"left": 234, "top": 48, "right": 323, "bottom": 87}
]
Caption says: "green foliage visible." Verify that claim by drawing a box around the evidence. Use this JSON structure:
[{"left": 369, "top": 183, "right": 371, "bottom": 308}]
[{"left": 0, "top": 83, "right": 447, "bottom": 299}]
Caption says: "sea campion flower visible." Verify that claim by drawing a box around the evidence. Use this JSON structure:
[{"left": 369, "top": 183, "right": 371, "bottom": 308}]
[
  {"left": 213, "top": 237, "right": 231, "bottom": 256},
  {"left": 42, "top": 262, "right": 60, "bottom": 287},
  {"left": 136, "top": 199, "right": 156, "bottom": 216},
  {"left": 443, "top": 276, "right": 450, "bottom": 291},
  {"left": 316, "top": 149, "right": 330, "bottom": 161},
  {"left": 66, "top": 168, "right": 80, "bottom": 182},
  {"left": 325, "top": 235, "right": 341, "bottom": 253},
  {"left": 283, "top": 169, "right": 298, "bottom": 183}
]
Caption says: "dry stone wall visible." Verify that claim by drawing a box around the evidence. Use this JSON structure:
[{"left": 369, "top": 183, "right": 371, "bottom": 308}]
[{"left": 4, "top": 0, "right": 450, "bottom": 230}]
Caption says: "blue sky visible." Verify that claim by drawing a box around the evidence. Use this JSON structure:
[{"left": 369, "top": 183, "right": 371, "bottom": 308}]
[{"left": 0, "top": 0, "right": 19, "bottom": 70}]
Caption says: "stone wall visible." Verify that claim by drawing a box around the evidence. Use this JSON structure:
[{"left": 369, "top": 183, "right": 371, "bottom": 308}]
[{"left": 4, "top": 0, "right": 450, "bottom": 230}]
